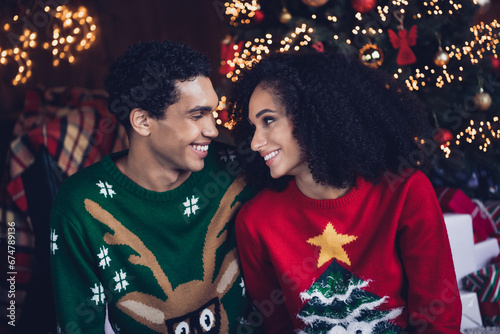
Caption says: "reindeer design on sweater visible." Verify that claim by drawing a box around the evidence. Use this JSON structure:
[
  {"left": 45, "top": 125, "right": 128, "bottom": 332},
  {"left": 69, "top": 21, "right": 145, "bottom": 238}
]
[{"left": 84, "top": 179, "right": 245, "bottom": 333}]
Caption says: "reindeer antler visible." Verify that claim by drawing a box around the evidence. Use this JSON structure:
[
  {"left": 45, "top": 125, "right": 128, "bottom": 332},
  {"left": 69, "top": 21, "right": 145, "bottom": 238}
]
[
  {"left": 202, "top": 177, "right": 245, "bottom": 283},
  {"left": 84, "top": 177, "right": 247, "bottom": 333},
  {"left": 84, "top": 199, "right": 174, "bottom": 296}
]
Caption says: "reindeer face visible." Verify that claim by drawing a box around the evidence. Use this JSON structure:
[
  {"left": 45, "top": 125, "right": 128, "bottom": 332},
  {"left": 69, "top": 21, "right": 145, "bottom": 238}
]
[
  {"left": 85, "top": 178, "right": 246, "bottom": 334},
  {"left": 165, "top": 297, "right": 221, "bottom": 334}
]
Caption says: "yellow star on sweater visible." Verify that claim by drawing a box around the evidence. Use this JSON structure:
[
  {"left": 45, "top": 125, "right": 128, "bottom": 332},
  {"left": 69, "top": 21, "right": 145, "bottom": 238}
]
[{"left": 307, "top": 222, "right": 357, "bottom": 268}]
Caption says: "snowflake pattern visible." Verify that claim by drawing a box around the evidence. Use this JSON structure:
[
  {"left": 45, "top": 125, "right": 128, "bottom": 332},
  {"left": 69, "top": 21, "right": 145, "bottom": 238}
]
[
  {"left": 219, "top": 149, "right": 236, "bottom": 162},
  {"left": 113, "top": 269, "right": 129, "bottom": 293},
  {"left": 91, "top": 283, "right": 105, "bottom": 305},
  {"left": 97, "top": 246, "right": 111, "bottom": 269},
  {"left": 50, "top": 228, "right": 59, "bottom": 255},
  {"left": 183, "top": 195, "right": 200, "bottom": 217},
  {"left": 240, "top": 277, "right": 246, "bottom": 296},
  {"left": 97, "top": 180, "right": 116, "bottom": 198}
]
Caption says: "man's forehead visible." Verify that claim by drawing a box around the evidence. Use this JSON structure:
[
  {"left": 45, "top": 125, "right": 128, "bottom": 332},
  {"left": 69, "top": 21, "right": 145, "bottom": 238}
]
[{"left": 168, "top": 76, "right": 218, "bottom": 110}]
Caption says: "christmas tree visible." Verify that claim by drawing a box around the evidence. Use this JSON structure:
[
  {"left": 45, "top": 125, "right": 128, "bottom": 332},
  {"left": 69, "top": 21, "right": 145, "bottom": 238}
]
[
  {"left": 297, "top": 261, "right": 403, "bottom": 333},
  {"left": 217, "top": 0, "right": 500, "bottom": 200}
]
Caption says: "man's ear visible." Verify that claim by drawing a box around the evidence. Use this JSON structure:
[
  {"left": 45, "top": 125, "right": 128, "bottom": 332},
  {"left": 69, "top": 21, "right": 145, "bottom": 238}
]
[{"left": 129, "top": 108, "right": 151, "bottom": 137}]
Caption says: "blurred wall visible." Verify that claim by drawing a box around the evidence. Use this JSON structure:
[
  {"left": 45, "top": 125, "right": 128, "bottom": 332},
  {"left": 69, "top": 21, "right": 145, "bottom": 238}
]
[
  {"left": 0, "top": 0, "right": 228, "bottom": 178},
  {"left": 0, "top": 0, "right": 228, "bottom": 117}
]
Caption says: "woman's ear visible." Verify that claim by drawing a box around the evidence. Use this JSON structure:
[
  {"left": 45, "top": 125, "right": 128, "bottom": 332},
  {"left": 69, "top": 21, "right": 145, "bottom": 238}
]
[{"left": 129, "top": 108, "right": 151, "bottom": 137}]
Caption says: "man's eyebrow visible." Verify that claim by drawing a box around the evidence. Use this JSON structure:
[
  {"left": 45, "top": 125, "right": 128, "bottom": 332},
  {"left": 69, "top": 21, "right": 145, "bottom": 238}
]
[{"left": 186, "top": 106, "right": 213, "bottom": 114}]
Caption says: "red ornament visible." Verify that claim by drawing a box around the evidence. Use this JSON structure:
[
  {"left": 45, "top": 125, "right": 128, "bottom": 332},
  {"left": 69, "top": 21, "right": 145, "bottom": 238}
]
[
  {"left": 312, "top": 41, "right": 324, "bottom": 53},
  {"left": 491, "top": 55, "right": 500, "bottom": 73},
  {"left": 388, "top": 25, "right": 417, "bottom": 66},
  {"left": 219, "top": 40, "right": 244, "bottom": 75},
  {"left": 351, "top": 0, "right": 378, "bottom": 13},
  {"left": 218, "top": 109, "right": 229, "bottom": 124},
  {"left": 253, "top": 10, "right": 264, "bottom": 23},
  {"left": 433, "top": 128, "right": 453, "bottom": 147}
]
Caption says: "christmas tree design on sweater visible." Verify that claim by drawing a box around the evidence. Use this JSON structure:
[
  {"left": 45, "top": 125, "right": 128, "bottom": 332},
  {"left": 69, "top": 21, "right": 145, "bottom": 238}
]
[
  {"left": 298, "top": 222, "right": 403, "bottom": 333},
  {"left": 297, "top": 261, "right": 403, "bottom": 333}
]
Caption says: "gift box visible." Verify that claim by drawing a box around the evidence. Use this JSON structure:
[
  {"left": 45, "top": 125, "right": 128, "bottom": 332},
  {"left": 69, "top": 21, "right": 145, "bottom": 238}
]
[
  {"left": 474, "top": 237, "right": 500, "bottom": 271},
  {"left": 460, "top": 290, "right": 484, "bottom": 330},
  {"left": 463, "top": 262, "right": 500, "bottom": 326},
  {"left": 436, "top": 187, "right": 496, "bottom": 242},
  {"left": 484, "top": 200, "right": 500, "bottom": 235},
  {"left": 444, "top": 213, "right": 476, "bottom": 289}
]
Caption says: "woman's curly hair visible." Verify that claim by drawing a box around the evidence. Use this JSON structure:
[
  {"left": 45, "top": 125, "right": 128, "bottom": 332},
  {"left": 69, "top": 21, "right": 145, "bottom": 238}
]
[
  {"left": 104, "top": 40, "right": 211, "bottom": 133},
  {"left": 228, "top": 51, "right": 430, "bottom": 192}
]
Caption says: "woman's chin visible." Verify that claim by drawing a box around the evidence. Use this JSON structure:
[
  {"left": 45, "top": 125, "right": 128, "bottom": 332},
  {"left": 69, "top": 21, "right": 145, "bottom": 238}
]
[{"left": 269, "top": 169, "right": 285, "bottom": 179}]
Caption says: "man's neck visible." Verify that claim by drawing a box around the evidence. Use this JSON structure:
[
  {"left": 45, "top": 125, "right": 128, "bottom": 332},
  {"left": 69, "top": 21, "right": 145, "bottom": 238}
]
[{"left": 115, "top": 149, "right": 191, "bottom": 192}]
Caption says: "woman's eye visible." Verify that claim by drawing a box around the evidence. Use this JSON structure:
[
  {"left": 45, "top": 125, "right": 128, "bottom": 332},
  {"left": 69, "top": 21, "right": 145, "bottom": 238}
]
[{"left": 263, "top": 117, "right": 274, "bottom": 125}]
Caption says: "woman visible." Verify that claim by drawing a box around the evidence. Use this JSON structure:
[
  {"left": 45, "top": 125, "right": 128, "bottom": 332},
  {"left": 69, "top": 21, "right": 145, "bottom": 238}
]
[{"left": 229, "top": 52, "right": 461, "bottom": 333}]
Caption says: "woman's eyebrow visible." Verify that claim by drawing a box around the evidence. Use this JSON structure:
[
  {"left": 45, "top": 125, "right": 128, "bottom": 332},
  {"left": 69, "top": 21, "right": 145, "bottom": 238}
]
[{"left": 255, "top": 109, "right": 276, "bottom": 119}]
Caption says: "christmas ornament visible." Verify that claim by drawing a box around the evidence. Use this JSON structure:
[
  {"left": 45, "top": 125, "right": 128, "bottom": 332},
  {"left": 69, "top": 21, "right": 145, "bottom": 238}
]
[
  {"left": 218, "top": 109, "right": 230, "bottom": 124},
  {"left": 351, "top": 0, "right": 377, "bottom": 13},
  {"left": 491, "top": 55, "right": 500, "bottom": 73},
  {"left": 359, "top": 44, "right": 384, "bottom": 68},
  {"left": 467, "top": 171, "right": 479, "bottom": 189},
  {"left": 434, "top": 47, "right": 450, "bottom": 67},
  {"left": 433, "top": 33, "right": 449, "bottom": 67},
  {"left": 433, "top": 128, "right": 453, "bottom": 147},
  {"left": 312, "top": 41, "right": 325, "bottom": 52},
  {"left": 476, "top": 0, "right": 491, "bottom": 16},
  {"left": 279, "top": 7, "right": 292, "bottom": 24},
  {"left": 388, "top": 13, "right": 417, "bottom": 66},
  {"left": 302, "top": 0, "right": 329, "bottom": 7},
  {"left": 473, "top": 89, "right": 492, "bottom": 111},
  {"left": 253, "top": 9, "right": 264, "bottom": 23}
]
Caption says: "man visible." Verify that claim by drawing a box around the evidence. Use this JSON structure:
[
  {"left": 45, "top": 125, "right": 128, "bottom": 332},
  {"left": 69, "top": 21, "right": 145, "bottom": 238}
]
[{"left": 50, "top": 41, "right": 255, "bottom": 334}]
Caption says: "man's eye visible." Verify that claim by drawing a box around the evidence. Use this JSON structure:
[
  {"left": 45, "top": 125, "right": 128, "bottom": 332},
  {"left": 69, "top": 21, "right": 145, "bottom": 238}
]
[{"left": 192, "top": 115, "right": 203, "bottom": 120}]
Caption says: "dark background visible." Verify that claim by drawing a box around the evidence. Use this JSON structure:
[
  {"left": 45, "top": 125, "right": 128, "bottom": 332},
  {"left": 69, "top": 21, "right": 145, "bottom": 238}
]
[
  {"left": 0, "top": 0, "right": 499, "bottom": 177},
  {"left": 0, "top": 0, "right": 229, "bottom": 176}
]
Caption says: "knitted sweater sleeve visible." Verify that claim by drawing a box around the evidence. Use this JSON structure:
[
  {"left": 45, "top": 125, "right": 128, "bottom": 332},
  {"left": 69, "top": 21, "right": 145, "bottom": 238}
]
[
  {"left": 397, "top": 172, "right": 462, "bottom": 333},
  {"left": 235, "top": 204, "right": 294, "bottom": 334},
  {"left": 50, "top": 208, "right": 106, "bottom": 334}
]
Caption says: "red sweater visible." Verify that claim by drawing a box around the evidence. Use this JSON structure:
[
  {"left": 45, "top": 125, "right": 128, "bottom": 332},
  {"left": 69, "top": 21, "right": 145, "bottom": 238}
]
[{"left": 236, "top": 171, "right": 462, "bottom": 333}]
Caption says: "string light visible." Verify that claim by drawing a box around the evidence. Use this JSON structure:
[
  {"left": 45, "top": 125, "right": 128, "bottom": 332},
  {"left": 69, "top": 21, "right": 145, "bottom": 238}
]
[
  {"left": 279, "top": 23, "right": 314, "bottom": 53},
  {"left": 443, "top": 117, "right": 500, "bottom": 155},
  {"left": 400, "top": 64, "right": 463, "bottom": 91},
  {"left": 225, "top": 0, "right": 260, "bottom": 26},
  {"left": 225, "top": 34, "right": 272, "bottom": 82},
  {"left": 0, "top": 25, "right": 35, "bottom": 85},
  {"left": 214, "top": 96, "right": 225, "bottom": 125},
  {"left": 0, "top": 4, "right": 97, "bottom": 84},
  {"left": 41, "top": 6, "right": 97, "bottom": 67},
  {"left": 447, "top": 20, "right": 499, "bottom": 65}
]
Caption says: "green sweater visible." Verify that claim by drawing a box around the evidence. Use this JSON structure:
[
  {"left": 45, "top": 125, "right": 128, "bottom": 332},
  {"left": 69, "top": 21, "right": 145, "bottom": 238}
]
[{"left": 50, "top": 142, "right": 255, "bottom": 334}]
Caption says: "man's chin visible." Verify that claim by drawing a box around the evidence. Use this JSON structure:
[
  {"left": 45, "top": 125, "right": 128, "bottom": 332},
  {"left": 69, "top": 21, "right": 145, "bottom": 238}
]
[{"left": 189, "top": 161, "right": 205, "bottom": 173}]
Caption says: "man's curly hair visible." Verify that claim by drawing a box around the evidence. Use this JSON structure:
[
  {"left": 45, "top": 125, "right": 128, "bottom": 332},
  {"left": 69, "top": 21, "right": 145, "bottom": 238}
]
[
  {"left": 104, "top": 41, "right": 211, "bottom": 133},
  {"left": 228, "top": 51, "right": 430, "bottom": 192}
]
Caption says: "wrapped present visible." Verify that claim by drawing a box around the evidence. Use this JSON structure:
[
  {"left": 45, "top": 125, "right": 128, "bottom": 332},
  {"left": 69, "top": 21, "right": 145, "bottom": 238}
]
[
  {"left": 484, "top": 200, "right": 500, "bottom": 235},
  {"left": 474, "top": 237, "right": 500, "bottom": 271},
  {"left": 436, "top": 187, "right": 496, "bottom": 242},
  {"left": 460, "top": 290, "right": 483, "bottom": 330},
  {"left": 463, "top": 261, "right": 500, "bottom": 326},
  {"left": 444, "top": 214, "right": 476, "bottom": 288}
]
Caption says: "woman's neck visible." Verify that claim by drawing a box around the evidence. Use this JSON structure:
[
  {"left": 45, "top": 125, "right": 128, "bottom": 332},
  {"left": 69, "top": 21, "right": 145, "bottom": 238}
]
[{"left": 294, "top": 173, "right": 350, "bottom": 200}]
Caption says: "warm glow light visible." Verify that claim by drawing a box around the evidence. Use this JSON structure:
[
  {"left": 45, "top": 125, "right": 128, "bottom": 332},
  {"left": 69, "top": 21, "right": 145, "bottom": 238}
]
[{"left": 0, "top": 4, "right": 98, "bottom": 85}]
